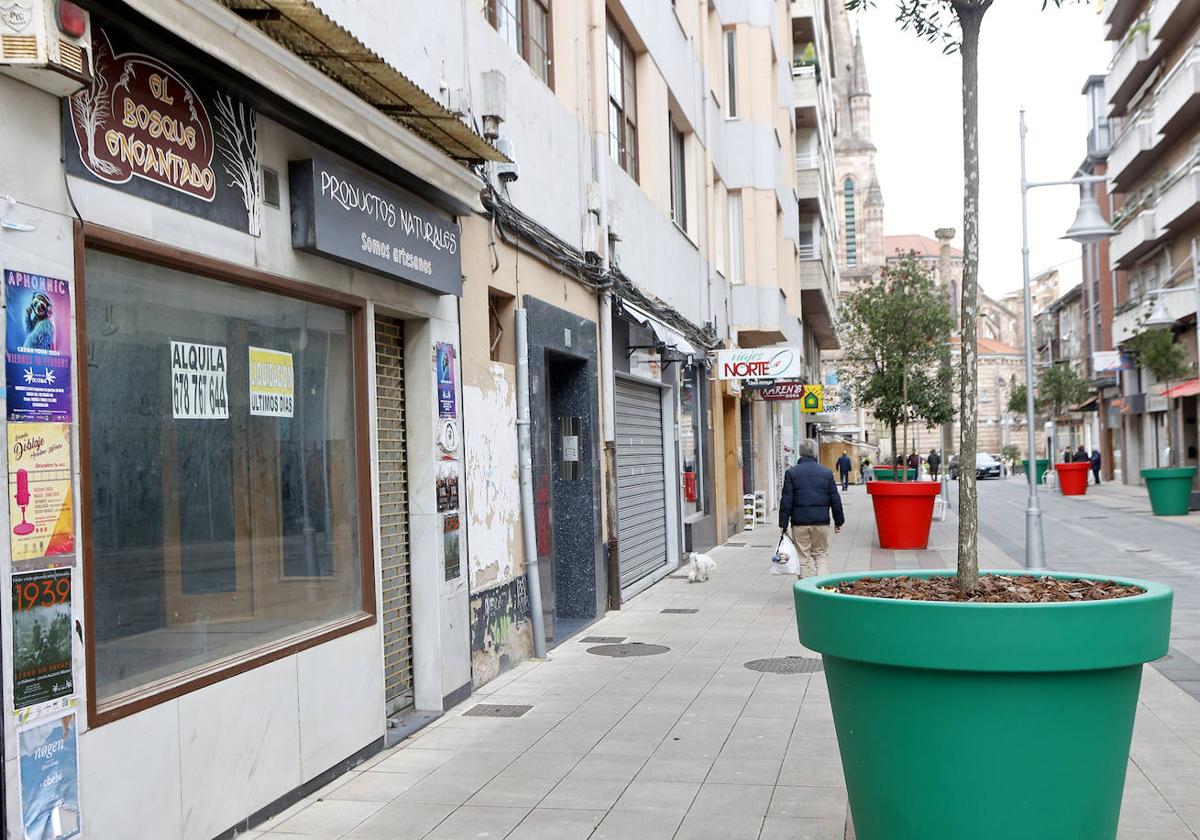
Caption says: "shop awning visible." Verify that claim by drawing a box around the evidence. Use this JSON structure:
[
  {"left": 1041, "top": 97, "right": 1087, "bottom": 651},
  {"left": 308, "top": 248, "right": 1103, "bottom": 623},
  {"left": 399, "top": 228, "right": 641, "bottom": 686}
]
[
  {"left": 1070, "top": 396, "right": 1100, "bottom": 412},
  {"left": 620, "top": 300, "right": 699, "bottom": 358},
  {"left": 1163, "top": 378, "right": 1200, "bottom": 398},
  {"left": 215, "top": 0, "right": 508, "bottom": 164}
]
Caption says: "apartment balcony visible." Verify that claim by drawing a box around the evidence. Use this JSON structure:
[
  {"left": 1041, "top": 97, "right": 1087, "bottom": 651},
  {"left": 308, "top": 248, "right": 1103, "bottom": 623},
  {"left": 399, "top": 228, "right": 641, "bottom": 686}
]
[
  {"left": 1150, "top": 0, "right": 1200, "bottom": 51},
  {"left": 793, "top": 64, "right": 817, "bottom": 112},
  {"left": 796, "top": 151, "right": 821, "bottom": 210},
  {"left": 1158, "top": 166, "right": 1200, "bottom": 231},
  {"left": 1108, "top": 113, "right": 1160, "bottom": 190},
  {"left": 731, "top": 284, "right": 792, "bottom": 347},
  {"left": 1110, "top": 208, "right": 1164, "bottom": 269},
  {"left": 1105, "top": 0, "right": 1147, "bottom": 49},
  {"left": 1114, "top": 289, "right": 1194, "bottom": 343},
  {"left": 1107, "top": 25, "right": 1155, "bottom": 117},
  {"left": 799, "top": 252, "right": 839, "bottom": 350},
  {"left": 1152, "top": 48, "right": 1200, "bottom": 139}
]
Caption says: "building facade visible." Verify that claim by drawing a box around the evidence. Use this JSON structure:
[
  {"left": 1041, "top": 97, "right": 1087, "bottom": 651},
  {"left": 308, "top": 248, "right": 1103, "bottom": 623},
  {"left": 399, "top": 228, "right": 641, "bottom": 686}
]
[
  {"left": 1102, "top": 0, "right": 1200, "bottom": 494},
  {"left": 0, "top": 1, "right": 838, "bottom": 835}
]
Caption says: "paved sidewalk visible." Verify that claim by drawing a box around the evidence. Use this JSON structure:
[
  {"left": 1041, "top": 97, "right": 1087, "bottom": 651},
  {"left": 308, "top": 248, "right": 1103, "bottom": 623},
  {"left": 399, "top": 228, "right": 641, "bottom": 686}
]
[{"left": 248, "top": 485, "right": 1200, "bottom": 840}]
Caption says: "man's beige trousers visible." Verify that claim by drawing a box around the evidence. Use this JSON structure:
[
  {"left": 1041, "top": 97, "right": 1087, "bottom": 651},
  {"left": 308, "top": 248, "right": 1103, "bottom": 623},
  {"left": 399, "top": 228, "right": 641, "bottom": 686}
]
[{"left": 790, "top": 524, "right": 830, "bottom": 578}]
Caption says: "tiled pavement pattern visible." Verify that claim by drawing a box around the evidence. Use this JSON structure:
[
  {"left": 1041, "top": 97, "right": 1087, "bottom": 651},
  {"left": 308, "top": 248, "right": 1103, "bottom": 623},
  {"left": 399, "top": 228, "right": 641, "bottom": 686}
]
[{"left": 247, "top": 481, "right": 1200, "bottom": 840}]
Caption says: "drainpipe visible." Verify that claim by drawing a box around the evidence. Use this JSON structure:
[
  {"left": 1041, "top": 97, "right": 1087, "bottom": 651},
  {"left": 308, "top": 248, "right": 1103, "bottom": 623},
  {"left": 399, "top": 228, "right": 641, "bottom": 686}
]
[{"left": 515, "top": 310, "right": 547, "bottom": 659}]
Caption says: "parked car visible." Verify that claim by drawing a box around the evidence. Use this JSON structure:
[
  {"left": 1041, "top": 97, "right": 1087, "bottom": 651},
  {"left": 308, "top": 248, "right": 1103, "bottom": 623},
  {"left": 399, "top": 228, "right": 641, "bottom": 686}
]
[
  {"left": 949, "top": 453, "right": 1001, "bottom": 480},
  {"left": 975, "top": 453, "right": 1002, "bottom": 479}
]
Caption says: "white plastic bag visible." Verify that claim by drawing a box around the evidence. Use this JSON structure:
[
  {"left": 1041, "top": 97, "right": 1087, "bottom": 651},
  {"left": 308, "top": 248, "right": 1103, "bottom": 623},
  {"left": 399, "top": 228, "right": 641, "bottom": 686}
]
[{"left": 770, "top": 533, "right": 800, "bottom": 575}]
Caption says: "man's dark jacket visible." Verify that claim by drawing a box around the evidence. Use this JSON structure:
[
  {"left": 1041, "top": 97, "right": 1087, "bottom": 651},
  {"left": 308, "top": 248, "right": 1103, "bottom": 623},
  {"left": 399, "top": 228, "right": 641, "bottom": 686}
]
[
  {"left": 836, "top": 454, "right": 852, "bottom": 475},
  {"left": 779, "top": 457, "right": 845, "bottom": 528}
]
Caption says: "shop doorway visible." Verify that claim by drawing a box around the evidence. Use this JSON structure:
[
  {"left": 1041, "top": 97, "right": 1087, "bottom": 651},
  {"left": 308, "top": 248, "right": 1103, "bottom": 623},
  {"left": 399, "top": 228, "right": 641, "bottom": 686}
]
[
  {"left": 614, "top": 375, "right": 671, "bottom": 597},
  {"left": 543, "top": 354, "right": 597, "bottom": 643},
  {"left": 375, "top": 315, "right": 414, "bottom": 716},
  {"left": 723, "top": 395, "right": 741, "bottom": 538}
]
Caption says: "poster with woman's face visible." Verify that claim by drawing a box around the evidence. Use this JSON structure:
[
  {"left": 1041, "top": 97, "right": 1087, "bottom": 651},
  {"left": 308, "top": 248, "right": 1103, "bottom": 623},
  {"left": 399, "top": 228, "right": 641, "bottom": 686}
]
[{"left": 5, "top": 270, "right": 73, "bottom": 422}]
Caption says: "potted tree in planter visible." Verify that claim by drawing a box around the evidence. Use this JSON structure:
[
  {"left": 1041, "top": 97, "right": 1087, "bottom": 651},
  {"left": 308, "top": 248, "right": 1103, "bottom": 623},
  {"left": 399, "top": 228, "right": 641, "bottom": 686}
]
[
  {"left": 793, "top": 2, "right": 1172, "bottom": 837},
  {"left": 1125, "top": 325, "right": 1197, "bottom": 515},
  {"left": 1040, "top": 363, "right": 1091, "bottom": 495},
  {"left": 839, "top": 256, "right": 953, "bottom": 548}
]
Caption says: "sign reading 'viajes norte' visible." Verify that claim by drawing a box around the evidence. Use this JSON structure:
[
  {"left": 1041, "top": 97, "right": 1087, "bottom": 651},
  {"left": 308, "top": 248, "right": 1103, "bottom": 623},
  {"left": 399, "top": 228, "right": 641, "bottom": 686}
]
[
  {"left": 66, "top": 27, "right": 261, "bottom": 235},
  {"left": 716, "top": 347, "right": 803, "bottom": 381},
  {"left": 290, "top": 152, "right": 462, "bottom": 296}
]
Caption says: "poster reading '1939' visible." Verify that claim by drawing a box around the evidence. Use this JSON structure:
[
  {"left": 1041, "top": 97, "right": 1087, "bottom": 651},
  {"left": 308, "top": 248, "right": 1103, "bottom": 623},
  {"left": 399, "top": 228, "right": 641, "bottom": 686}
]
[
  {"left": 8, "top": 424, "right": 74, "bottom": 565},
  {"left": 12, "top": 568, "right": 74, "bottom": 710},
  {"left": 19, "top": 713, "right": 81, "bottom": 840},
  {"left": 5, "top": 270, "right": 73, "bottom": 423}
]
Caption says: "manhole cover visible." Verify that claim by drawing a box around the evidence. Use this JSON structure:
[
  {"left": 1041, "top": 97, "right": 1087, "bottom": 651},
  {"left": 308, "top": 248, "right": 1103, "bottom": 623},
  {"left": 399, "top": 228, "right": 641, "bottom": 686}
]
[
  {"left": 744, "top": 657, "right": 824, "bottom": 674},
  {"left": 587, "top": 643, "right": 671, "bottom": 658},
  {"left": 1121, "top": 546, "right": 1152, "bottom": 554},
  {"left": 660, "top": 608, "right": 699, "bottom": 614},
  {"left": 463, "top": 704, "right": 532, "bottom": 718},
  {"left": 579, "top": 636, "right": 626, "bottom": 644}
]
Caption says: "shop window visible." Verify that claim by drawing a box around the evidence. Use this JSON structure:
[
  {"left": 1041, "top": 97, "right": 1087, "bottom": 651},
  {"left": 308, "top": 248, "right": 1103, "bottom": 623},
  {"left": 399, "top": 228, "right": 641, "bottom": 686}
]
[
  {"left": 83, "top": 248, "right": 367, "bottom": 711},
  {"left": 607, "top": 16, "right": 639, "bottom": 179},
  {"left": 680, "top": 364, "right": 705, "bottom": 517}
]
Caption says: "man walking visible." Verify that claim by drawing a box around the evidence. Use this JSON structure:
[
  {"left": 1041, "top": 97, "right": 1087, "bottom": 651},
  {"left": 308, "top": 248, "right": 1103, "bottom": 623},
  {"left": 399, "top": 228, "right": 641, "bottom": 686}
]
[
  {"left": 1074, "top": 444, "right": 1089, "bottom": 464},
  {"left": 908, "top": 450, "right": 920, "bottom": 478},
  {"left": 927, "top": 448, "right": 941, "bottom": 480},
  {"left": 836, "top": 450, "right": 853, "bottom": 491},
  {"left": 779, "top": 440, "right": 844, "bottom": 578},
  {"left": 1090, "top": 448, "right": 1102, "bottom": 485}
]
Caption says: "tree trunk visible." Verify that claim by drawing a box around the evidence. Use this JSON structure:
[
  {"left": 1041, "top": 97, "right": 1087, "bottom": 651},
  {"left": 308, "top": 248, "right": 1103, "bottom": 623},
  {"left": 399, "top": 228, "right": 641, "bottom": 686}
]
[
  {"left": 956, "top": 5, "right": 984, "bottom": 592},
  {"left": 1165, "top": 382, "right": 1176, "bottom": 467},
  {"left": 901, "top": 369, "right": 909, "bottom": 481}
]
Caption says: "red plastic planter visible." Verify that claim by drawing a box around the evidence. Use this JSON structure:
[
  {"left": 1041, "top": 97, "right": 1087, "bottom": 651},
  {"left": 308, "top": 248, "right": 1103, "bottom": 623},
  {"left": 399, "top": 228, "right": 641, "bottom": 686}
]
[
  {"left": 866, "top": 481, "right": 941, "bottom": 549},
  {"left": 1055, "top": 462, "right": 1090, "bottom": 496}
]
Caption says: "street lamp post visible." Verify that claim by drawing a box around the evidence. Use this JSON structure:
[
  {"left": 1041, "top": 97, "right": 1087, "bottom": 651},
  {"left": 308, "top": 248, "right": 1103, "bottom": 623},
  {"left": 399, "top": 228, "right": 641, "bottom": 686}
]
[{"left": 1019, "top": 109, "right": 1115, "bottom": 571}]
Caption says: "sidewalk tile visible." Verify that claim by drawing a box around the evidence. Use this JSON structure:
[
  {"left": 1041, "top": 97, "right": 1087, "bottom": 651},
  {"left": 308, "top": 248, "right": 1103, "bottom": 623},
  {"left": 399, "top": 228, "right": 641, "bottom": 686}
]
[
  {"left": 422, "top": 805, "right": 530, "bottom": 840},
  {"left": 505, "top": 808, "right": 605, "bottom": 840},
  {"left": 674, "top": 812, "right": 763, "bottom": 840},
  {"left": 611, "top": 779, "right": 700, "bottom": 815},
  {"left": 760, "top": 816, "right": 845, "bottom": 840},
  {"left": 590, "top": 809, "right": 685, "bottom": 839},
  {"left": 539, "top": 777, "right": 629, "bottom": 810},
  {"left": 345, "top": 801, "right": 456, "bottom": 839},
  {"left": 689, "top": 782, "right": 774, "bottom": 816},
  {"left": 270, "top": 800, "right": 383, "bottom": 836}
]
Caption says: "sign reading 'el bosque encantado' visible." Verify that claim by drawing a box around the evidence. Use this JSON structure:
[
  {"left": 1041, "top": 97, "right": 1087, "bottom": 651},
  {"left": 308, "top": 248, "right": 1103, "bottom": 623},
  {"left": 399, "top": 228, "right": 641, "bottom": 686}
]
[{"left": 290, "top": 153, "right": 462, "bottom": 297}]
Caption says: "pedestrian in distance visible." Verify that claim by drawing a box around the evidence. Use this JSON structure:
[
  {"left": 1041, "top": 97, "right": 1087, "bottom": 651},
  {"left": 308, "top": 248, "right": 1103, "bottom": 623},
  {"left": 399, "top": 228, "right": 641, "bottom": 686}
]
[
  {"left": 927, "top": 448, "right": 941, "bottom": 480},
  {"left": 779, "top": 439, "right": 844, "bottom": 579},
  {"left": 836, "top": 450, "right": 853, "bottom": 491},
  {"left": 861, "top": 457, "right": 874, "bottom": 483},
  {"left": 1062, "top": 448, "right": 1073, "bottom": 464},
  {"left": 1091, "top": 448, "right": 1102, "bottom": 485},
  {"left": 908, "top": 450, "right": 920, "bottom": 477}
]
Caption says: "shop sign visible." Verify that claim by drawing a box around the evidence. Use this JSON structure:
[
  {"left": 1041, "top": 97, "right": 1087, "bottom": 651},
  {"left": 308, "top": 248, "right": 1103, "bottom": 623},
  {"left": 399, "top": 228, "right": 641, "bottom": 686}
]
[
  {"left": 801, "top": 385, "right": 824, "bottom": 413},
  {"left": 8, "top": 425, "right": 74, "bottom": 566},
  {"left": 18, "top": 712, "right": 81, "bottom": 840},
  {"left": 716, "top": 347, "right": 802, "bottom": 381},
  {"left": 436, "top": 343, "right": 457, "bottom": 418},
  {"left": 1146, "top": 393, "right": 1168, "bottom": 413},
  {"left": 1093, "top": 350, "right": 1132, "bottom": 373},
  {"left": 6, "top": 270, "right": 73, "bottom": 423},
  {"left": 248, "top": 347, "right": 294, "bottom": 417},
  {"left": 12, "top": 569, "right": 74, "bottom": 711},
  {"left": 759, "top": 381, "right": 806, "bottom": 401},
  {"left": 66, "top": 28, "right": 260, "bottom": 235},
  {"left": 171, "top": 341, "right": 229, "bottom": 419},
  {"left": 290, "top": 153, "right": 462, "bottom": 296}
]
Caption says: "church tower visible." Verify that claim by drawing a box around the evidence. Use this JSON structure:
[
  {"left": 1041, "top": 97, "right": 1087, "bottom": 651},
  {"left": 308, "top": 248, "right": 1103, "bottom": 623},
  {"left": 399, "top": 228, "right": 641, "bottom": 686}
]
[{"left": 849, "top": 30, "right": 872, "bottom": 146}]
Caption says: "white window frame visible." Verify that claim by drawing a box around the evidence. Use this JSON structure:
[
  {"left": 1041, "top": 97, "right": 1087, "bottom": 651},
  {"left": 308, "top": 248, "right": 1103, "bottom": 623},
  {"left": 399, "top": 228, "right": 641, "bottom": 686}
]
[
  {"left": 729, "top": 191, "right": 744, "bottom": 284},
  {"left": 724, "top": 29, "right": 738, "bottom": 119}
]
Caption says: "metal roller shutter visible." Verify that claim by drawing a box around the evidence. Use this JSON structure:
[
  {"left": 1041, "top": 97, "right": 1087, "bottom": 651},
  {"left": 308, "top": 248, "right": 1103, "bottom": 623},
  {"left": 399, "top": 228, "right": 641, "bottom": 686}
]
[
  {"left": 375, "top": 315, "right": 414, "bottom": 715},
  {"left": 616, "top": 377, "right": 669, "bottom": 593}
]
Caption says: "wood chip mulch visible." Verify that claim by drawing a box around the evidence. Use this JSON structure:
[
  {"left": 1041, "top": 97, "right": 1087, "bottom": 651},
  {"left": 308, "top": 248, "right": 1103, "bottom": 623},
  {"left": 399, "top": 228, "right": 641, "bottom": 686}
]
[{"left": 827, "top": 574, "right": 1144, "bottom": 603}]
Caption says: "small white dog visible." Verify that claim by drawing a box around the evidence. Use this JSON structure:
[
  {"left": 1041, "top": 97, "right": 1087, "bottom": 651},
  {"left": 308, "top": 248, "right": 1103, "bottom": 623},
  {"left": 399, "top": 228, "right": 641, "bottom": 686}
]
[{"left": 686, "top": 552, "right": 717, "bottom": 583}]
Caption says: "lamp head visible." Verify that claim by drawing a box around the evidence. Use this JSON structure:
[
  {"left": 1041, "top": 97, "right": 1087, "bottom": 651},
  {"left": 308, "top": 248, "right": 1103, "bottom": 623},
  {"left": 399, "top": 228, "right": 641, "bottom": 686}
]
[
  {"left": 1061, "top": 194, "right": 1116, "bottom": 244},
  {"left": 1143, "top": 294, "right": 1177, "bottom": 329}
]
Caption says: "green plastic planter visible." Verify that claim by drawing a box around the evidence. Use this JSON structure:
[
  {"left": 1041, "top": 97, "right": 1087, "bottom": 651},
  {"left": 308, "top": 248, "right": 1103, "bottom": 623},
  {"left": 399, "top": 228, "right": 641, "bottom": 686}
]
[
  {"left": 872, "top": 467, "right": 915, "bottom": 481},
  {"left": 1020, "top": 458, "right": 1051, "bottom": 482},
  {"left": 794, "top": 569, "right": 1172, "bottom": 840},
  {"left": 1141, "top": 467, "right": 1197, "bottom": 516}
]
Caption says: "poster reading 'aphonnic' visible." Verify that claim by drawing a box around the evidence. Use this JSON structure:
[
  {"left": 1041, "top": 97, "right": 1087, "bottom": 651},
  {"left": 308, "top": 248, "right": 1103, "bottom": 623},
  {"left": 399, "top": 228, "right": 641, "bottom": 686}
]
[{"left": 5, "top": 270, "right": 73, "bottom": 423}]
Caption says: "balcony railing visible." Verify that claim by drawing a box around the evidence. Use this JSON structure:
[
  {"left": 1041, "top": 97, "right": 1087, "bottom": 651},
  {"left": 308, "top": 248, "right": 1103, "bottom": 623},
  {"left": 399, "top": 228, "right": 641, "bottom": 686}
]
[
  {"left": 1152, "top": 45, "right": 1200, "bottom": 139},
  {"left": 1108, "top": 113, "right": 1159, "bottom": 189},
  {"left": 1108, "top": 22, "right": 1154, "bottom": 116}
]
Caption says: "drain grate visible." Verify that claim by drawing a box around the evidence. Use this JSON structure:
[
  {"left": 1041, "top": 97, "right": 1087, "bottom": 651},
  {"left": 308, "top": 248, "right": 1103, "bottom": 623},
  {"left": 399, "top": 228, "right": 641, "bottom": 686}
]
[
  {"left": 588, "top": 642, "right": 671, "bottom": 658},
  {"left": 463, "top": 704, "right": 533, "bottom": 718},
  {"left": 1121, "top": 546, "right": 1152, "bottom": 554},
  {"left": 579, "top": 636, "right": 626, "bottom": 644},
  {"left": 661, "top": 608, "right": 699, "bottom": 614},
  {"left": 744, "top": 656, "right": 824, "bottom": 675},
  {"left": 1082, "top": 515, "right": 1108, "bottom": 520}
]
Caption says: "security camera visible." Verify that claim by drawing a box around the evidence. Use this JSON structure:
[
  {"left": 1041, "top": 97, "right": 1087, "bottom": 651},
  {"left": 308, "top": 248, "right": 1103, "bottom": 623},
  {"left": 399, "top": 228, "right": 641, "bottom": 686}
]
[{"left": 493, "top": 136, "right": 520, "bottom": 184}]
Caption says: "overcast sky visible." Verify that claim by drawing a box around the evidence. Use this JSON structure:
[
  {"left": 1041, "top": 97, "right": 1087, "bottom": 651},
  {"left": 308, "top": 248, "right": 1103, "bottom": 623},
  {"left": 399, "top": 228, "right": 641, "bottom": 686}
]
[{"left": 853, "top": 2, "right": 1112, "bottom": 300}]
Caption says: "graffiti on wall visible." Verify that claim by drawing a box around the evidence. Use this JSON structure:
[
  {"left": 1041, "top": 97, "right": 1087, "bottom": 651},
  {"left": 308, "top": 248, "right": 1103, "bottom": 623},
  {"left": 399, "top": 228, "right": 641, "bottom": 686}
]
[{"left": 469, "top": 575, "right": 533, "bottom": 687}]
